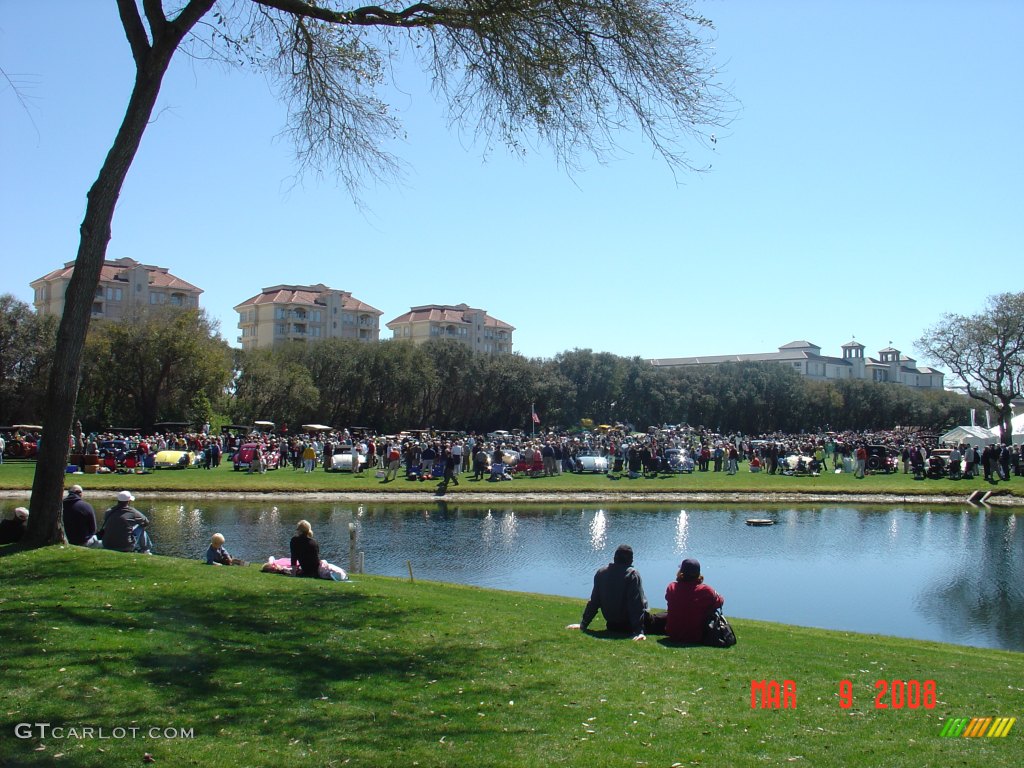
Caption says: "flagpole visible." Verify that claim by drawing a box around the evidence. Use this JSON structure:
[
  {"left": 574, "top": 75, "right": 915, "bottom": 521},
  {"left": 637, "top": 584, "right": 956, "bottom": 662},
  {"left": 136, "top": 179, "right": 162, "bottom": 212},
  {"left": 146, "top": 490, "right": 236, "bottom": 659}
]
[{"left": 531, "top": 402, "right": 535, "bottom": 437}]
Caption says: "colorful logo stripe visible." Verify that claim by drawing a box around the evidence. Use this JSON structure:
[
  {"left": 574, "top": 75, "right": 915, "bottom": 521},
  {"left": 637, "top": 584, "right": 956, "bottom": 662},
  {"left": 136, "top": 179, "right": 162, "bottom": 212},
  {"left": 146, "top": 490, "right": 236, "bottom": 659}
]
[{"left": 940, "top": 717, "right": 1015, "bottom": 738}]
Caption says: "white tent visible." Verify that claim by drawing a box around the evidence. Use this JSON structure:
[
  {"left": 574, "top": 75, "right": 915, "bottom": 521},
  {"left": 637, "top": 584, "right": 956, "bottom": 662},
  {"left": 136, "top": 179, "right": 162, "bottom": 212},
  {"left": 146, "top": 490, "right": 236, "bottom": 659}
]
[
  {"left": 938, "top": 425, "right": 992, "bottom": 447},
  {"left": 987, "top": 412, "right": 1024, "bottom": 445}
]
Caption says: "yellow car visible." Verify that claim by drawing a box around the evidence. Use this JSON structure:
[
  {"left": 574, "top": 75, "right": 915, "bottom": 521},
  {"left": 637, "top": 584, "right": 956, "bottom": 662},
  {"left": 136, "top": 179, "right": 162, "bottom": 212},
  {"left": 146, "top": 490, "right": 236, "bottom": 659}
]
[{"left": 153, "top": 449, "right": 197, "bottom": 469}]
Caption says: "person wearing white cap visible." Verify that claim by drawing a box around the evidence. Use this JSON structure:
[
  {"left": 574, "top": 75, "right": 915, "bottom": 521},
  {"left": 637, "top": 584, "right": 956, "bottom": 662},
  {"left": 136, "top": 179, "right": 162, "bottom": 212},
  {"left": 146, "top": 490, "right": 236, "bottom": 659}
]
[
  {"left": 0, "top": 507, "right": 29, "bottom": 544},
  {"left": 98, "top": 491, "right": 151, "bottom": 553}
]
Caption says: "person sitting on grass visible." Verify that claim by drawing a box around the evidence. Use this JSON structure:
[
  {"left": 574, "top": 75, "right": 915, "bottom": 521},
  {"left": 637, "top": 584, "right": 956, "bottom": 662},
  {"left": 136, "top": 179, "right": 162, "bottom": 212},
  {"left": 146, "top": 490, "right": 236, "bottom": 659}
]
[
  {"left": 567, "top": 544, "right": 653, "bottom": 641},
  {"left": 63, "top": 485, "right": 98, "bottom": 546},
  {"left": 664, "top": 558, "right": 724, "bottom": 644},
  {"left": 206, "top": 533, "right": 246, "bottom": 566},
  {"left": 290, "top": 520, "right": 321, "bottom": 577},
  {"left": 0, "top": 507, "right": 29, "bottom": 545},
  {"left": 98, "top": 491, "right": 152, "bottom": 553}
]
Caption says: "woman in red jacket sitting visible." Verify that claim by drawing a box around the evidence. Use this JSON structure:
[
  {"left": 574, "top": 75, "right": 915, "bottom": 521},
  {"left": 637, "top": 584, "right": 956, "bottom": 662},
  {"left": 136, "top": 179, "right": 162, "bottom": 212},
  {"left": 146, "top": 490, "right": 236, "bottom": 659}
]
[{"left": 665, "top": 558, "right": 725, "bottom": 644}]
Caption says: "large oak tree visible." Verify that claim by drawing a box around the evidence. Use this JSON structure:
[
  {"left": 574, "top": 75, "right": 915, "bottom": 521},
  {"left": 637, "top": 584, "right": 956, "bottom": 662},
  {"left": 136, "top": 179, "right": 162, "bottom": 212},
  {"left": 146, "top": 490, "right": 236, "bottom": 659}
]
[
  {"left": 917, "top": 292, "right": 1024, "bottom": 444},
  {"left": 23, "top": 0, "right": 728, "bottom": 546}
]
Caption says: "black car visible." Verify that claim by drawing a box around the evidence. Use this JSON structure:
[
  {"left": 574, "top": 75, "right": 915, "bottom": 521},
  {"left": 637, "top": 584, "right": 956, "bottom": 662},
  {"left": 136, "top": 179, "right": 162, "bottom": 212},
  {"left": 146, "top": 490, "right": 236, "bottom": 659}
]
[{"left": 865, "top": 445, "right": 897, "bottom": 473}]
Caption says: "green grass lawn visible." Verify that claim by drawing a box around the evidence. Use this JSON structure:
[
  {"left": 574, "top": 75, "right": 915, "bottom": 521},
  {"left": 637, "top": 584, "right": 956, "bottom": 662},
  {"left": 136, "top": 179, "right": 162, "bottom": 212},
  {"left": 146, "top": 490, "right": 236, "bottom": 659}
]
[
  {"left": 2, "top": 459, "right": 1020, "bottom": 499},
  {"left": 1, "top": 546, "right": 1021, "bottom": 767}
]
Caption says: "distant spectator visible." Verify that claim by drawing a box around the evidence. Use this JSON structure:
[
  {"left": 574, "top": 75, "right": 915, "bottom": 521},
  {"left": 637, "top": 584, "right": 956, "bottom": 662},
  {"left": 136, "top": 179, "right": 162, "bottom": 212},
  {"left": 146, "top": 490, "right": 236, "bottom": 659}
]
[{"left": 855, "top": 445, "right": 867, "bottom": 478}]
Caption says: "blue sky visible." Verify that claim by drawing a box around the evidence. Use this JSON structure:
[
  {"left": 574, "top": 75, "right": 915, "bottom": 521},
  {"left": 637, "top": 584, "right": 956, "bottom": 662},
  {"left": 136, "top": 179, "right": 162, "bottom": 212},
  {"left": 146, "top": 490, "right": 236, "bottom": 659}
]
[{"left": 2, "top": 1, "right": 1021, "bottom": 366}]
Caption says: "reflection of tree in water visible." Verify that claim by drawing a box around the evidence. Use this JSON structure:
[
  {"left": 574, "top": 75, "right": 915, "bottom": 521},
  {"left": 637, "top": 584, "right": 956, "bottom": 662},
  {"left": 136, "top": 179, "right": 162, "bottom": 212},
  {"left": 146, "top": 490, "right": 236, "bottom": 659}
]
[{"left": 917, "top": 513, "right": 1023, "bottom": 651}]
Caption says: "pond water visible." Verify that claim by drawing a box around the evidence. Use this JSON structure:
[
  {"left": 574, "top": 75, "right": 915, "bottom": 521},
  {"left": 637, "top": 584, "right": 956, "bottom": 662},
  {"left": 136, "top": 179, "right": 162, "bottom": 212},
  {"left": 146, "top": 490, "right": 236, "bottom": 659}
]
[{"left": 21, "top": 498, "right": 1023, "bottom": 651}]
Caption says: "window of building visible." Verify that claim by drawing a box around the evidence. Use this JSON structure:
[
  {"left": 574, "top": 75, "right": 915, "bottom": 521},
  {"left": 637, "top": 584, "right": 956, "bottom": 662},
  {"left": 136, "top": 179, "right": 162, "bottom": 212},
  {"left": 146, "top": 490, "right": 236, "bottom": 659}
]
[
  {"left": 92, "top": 302, "right": 103, "bottom": 315},
  {"left": 105, "top": 287, "right": 122, "bottom": 301},
  {"left": 275, "top": 323, "right": 286, "bottom": 336},
  {"left": 95, "top": 286, "right": 104, "bottom": 298}
]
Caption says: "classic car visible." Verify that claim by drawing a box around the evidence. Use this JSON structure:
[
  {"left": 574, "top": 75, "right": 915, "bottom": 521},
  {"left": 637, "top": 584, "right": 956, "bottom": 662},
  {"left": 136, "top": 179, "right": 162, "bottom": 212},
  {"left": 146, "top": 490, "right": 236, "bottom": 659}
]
[
  {"left": 326, "top": 447, "right": 369, "bottom": 472},
  {"left": 865, "top": 445, "right": 898, "bottom": 473},
  {"left": 664, "top": 447, "right": 695, "bottom": 473},
  {"left": 233, "top": 443, "right": 281, "bottom": 471},
  {"left": 153, "top": 449, "right": 198, "bottom": 469},
  {"left": 574, "top": 449, "right": 609, "bottom": 473},
  {"left": 926, "top": 447, "right": 959, "bottom": 478}
]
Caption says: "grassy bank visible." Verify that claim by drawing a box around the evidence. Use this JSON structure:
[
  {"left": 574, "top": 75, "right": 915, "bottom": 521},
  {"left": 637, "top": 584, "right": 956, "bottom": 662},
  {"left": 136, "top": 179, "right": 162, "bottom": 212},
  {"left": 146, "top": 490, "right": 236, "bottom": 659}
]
[
  {"left": 2, "top": 460, "right": 1021, "bottom": 500},
  {"left": 0, "top": 547, "right": 1020, "bottom": 767}
]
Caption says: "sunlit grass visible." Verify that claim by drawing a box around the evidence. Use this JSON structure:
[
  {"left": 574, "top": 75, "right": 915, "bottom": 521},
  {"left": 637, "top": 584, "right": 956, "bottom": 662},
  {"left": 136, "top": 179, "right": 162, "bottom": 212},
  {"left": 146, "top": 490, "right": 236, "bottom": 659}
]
[{"left": 0, "top": 546, "right": 1020, "bottom": 767}]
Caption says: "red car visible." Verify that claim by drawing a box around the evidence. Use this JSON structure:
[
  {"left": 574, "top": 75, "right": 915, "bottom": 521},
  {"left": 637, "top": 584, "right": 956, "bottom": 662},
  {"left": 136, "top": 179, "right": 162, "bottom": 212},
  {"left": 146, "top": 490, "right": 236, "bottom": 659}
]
[{"left": 232, "top": 443, "right": 281, "bottom": 471}]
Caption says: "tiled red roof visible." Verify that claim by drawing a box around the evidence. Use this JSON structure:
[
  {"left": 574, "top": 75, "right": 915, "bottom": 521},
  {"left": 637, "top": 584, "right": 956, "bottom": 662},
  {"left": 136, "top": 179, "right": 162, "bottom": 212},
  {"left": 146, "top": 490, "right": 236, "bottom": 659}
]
[
  {"left": 235, "top": 285, "right": 381, "bottom": 315},
  {"left": 34, "top": 257, "right": 201, "bottom": 293},
  {"left": 387, "top": 304, "right": 513, "bottom": 330}
]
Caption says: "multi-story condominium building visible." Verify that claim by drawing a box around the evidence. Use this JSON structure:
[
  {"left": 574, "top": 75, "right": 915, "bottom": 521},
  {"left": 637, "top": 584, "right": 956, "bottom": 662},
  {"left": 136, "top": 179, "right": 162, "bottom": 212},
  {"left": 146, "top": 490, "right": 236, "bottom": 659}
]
[
  {"left": 31, "top": 257, "right": 202, "bottom": 320},
  {"left": 651, "top": 340, "right": 944, "bottom": 390},
  {"left": 386, "top": 303, "right": 514, "bottom": 355},
  {"left": 234, "top": 284, "right": 382, "bottom": 351}
]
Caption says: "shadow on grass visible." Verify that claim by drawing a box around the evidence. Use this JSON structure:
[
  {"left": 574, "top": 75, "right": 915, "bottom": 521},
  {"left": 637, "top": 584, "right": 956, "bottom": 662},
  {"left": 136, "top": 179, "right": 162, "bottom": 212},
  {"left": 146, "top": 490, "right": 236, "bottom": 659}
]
[{"left": 0, "top": 547, "right": 551, "bottom": 762}]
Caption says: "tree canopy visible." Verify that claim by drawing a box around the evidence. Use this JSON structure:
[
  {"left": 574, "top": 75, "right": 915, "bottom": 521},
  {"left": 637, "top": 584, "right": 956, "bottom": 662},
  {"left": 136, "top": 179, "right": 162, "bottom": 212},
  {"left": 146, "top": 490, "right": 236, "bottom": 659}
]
[
  {"left": 0, "top": 294, "right": 57, "bottom": 426},
  {"left": 917, "top": 292, "right": 1024, "bottom": 444}
]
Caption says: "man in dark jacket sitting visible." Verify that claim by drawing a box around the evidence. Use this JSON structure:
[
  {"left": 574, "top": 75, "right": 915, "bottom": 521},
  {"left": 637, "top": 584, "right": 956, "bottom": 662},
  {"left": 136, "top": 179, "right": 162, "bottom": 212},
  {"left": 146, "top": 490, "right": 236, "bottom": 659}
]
[
  {"left": 62, "top": 485, "right": 97, "bottom": 546},
  {"left": 567, "top": 544, "right": 651, "bottom": 641}
]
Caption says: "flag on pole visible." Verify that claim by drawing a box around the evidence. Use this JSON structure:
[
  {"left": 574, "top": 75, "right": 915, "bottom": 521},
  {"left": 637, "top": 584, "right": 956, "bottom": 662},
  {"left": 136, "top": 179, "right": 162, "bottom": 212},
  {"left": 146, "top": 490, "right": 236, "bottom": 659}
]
[{"left": 532, "top": 410, "right": 541, "bottom": 425}]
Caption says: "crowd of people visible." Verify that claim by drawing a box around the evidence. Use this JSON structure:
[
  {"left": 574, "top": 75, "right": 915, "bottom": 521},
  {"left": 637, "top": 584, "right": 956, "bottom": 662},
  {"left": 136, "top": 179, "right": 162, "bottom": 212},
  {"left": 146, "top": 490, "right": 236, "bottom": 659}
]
[{"left": 43, "top": 422, "right": 1023, "bottom": 486}]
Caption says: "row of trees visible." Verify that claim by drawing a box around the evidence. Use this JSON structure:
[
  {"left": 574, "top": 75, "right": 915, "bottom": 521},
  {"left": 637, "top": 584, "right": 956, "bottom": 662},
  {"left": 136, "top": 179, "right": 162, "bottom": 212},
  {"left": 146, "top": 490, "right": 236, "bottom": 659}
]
[
  {"left": 232, "top": 341, "right": 968, "bottom": 434},
  {"left": 1, "top": 294, "right": 969, "bottom": 436}
]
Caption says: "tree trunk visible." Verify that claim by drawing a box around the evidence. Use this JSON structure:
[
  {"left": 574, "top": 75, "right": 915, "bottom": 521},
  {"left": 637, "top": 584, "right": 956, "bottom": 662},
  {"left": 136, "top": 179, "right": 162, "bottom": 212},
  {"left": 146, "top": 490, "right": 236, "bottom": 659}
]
[{"left": 23, "top": 5, "right": 213, "bottom": 547}]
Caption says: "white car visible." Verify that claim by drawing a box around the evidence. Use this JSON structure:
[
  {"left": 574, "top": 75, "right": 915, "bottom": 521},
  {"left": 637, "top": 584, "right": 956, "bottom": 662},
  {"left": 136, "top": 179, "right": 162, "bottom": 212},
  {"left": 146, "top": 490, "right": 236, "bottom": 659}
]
[
  {"left": 326, "top": 448, "right": 369, "bottom": 472},
  {"left": 574, "top": 450, "right": 609, "bottom": 473}
]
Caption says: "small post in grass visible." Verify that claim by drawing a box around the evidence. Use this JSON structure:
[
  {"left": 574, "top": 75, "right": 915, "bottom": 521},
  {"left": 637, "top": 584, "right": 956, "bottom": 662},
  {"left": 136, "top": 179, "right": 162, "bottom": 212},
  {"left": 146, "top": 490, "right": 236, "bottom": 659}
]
[
  {"left": 348, "top": 523, "right": 358, "bottom": 574},
  {"left": 407, "top": 560, "right": 414, "bottom": 583}
]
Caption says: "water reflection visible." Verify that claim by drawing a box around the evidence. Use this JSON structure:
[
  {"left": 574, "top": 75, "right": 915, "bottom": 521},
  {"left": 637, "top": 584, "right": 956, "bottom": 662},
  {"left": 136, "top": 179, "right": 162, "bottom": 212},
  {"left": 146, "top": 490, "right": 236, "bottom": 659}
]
[
  {"left": 8, "top": 496, "right": 1016, "bottom": 651},
  {"left": 589, "top": 509, "right": 607, "bottom": 550},
  {"left": 674, "top": 510, "right": 689, "bottom": 552}
]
